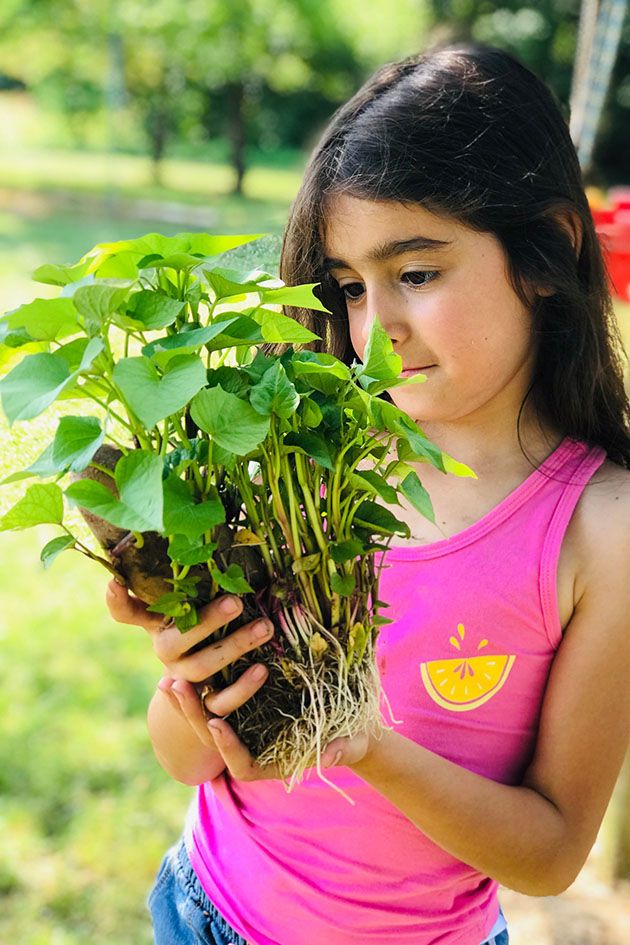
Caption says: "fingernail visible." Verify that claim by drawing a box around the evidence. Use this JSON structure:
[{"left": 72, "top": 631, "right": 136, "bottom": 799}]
[
  {"left": 253, "top": 620, "right": 273, "bottom": 639},
  {"left": 220, "top": 596, "right": 240, "bottom": 615},
  {"left": 208, "top": 721, "right": 223, "bottom": 736},
  {"left": 250, "top": 664, "right": 267, "bottom": 681},
  {"left": 157, "top": 677, "right": 174, "bottom": 692},
  {"left": 324, "top": 750, "right": 343, "bottom": 769}
]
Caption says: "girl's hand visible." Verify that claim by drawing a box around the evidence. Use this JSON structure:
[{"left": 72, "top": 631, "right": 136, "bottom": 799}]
[
  {"left": 105, "top": 579, "right": 274, "bottom": 751},
  {"left": 205, "top": 716, "right": 376, "bottom": 782}
]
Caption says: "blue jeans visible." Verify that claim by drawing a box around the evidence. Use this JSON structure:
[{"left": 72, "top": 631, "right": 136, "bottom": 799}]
[
  {"left": 147, "top": 837, "right": 248, "bottom": 945},
  {"left": 148, "top": 836, "right": 509, "bottom": 945},
  {"left": 481, "top": 930, "right": 509, "bottom": 945}
]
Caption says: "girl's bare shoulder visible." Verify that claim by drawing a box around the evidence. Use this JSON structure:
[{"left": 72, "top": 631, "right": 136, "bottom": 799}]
[{"left": 571, "top": 458, "right": 630, "bottom": 603}]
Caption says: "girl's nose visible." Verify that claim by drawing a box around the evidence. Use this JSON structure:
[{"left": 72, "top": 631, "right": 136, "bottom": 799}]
[{"left": 362, "top": 285, "right": 411, "bottom": 347}]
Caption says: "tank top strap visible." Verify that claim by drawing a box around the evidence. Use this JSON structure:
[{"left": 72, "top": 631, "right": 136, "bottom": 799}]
[{"left": 539, "top": 439, "right": 607, "bottom": 648}]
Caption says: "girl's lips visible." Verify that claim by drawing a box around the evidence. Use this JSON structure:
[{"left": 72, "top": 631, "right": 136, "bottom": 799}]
[{"left": 400, "top": 365, "right": 436, "bottom": 376}]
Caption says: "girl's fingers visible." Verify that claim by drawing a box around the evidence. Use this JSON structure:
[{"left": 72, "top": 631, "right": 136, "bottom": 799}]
[
  {"left": 201, "top": 663, "right": 269, "bottom": 719},
  {"left": 169, "top": 679, "right": 216, "bottom": 747},
  {"left": 153, "top": 594, "right": 244, "bottom": 665},
  {"left": 156, "top": 676, "right": 184, "bottom": 715},
  {"left": 105, "top": 579, "right": 164, "bottom": 631},
  {"left": 175, "top": 618, "right": 274, "bottom": 683}
]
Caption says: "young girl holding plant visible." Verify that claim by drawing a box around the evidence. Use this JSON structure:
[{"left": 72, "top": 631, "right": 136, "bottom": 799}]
[{"left": 106, "top": 42, "right": 630, "bottom": 945}]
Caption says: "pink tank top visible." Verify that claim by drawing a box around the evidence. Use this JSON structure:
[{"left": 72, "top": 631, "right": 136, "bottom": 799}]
[{"left": 185, "top": 435, "right": 606, "bottom": 945}]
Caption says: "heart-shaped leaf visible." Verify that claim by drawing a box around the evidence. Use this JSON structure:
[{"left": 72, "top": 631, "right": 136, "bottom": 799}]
[
  {"left": 40, "top": 534, "right": 76, "bottom": 568},
  {"left": 65, "top": 450, "right": 164, "bottom": 532},
  {"left": 190, "top": 385, "right": 270, "bottom": 455},
  {"left": 249, "top": 361, "right": 300, "bottom": 418},
  {"left": 112, "top": 355, "right": 206, "bottom": 429},
  {"left": 52, "top": 416, "right": 104, "bottom": 473},
  {"left": 163, "top": 475, "right": 225, "bottom": 539},
  {"left": 0, "top": 483, "right": 64, "bottom": 531}
]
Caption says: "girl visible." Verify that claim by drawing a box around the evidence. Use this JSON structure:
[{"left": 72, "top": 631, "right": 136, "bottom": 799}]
[{"left": 106, "top": 42, "right": 630, "bottom": 945}]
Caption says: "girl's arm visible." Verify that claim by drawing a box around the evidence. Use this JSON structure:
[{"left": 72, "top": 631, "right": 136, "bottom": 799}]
[
  {"left": 351, "top": 480, "right": 630, "bottom": 898},
  {"left": 148, "top": 684, "right": 226, "bottom": 785}
]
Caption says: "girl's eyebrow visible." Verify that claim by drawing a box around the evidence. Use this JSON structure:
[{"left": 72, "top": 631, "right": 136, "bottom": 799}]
[{"left": 323, "top": 235, "right": 453, "bottom": 271}]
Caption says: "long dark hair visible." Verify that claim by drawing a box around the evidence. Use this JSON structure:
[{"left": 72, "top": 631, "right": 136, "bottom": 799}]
[{"left": 267, "top": 42, "right": 630, "bottom": 468}]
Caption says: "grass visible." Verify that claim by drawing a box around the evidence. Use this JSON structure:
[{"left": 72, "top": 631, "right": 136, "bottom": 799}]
[{"left": 0, "top": 154, "right": 629, "bottom": 942}]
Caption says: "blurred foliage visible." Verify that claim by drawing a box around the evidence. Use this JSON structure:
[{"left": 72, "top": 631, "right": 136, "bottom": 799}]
[
  {"left": 1, "top": 1, "right": 626, "bottom": 189},
  {"left": 0, "top": 0, "right": 430, "bottom": 191}
]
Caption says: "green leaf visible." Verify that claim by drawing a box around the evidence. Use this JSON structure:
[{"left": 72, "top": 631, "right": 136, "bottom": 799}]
[
  {"left": 0, "top": 352, "right": 71, "bottom": 423},
  {"left": 330, "top": 571, "right": 356, "bottom": 596},
  {"left": 0, "top": 483, "right": 64, "bottom": 531},
  {"left": 1, "top": 443, "right": 59, "bottom": 484},
  {"left": 168, "top": 535, "right": 217, "bottom": 567},
  {"left": 65, "top": 450, "right": 164, "bottom": 532},
  {"left": 112, "top": 355, "right": 206, "bottom": 429},
  {"left": 121, "top": 291, "right": 185, "bottom": 330},
  {"left": 33, "top": 260, "right": 92, "bottom": 286},
  {"left": 258, "top": 283, "right": 331, "bottom": 313},
  {"left": 291, "top": 552, "right": 322, "bottom": 575},
  {"left": 73, "top": 285, "right": 129, "bottom": 333},
  {"left": 52, "top": 416, "right": 104, "bottom": 472},
  {"left": 352, "top": 499, "right": 410, "bottom": 538},
  {"left": 190, "top": 385, "right": 270, "bottom": 455},
  {"left": 369, "top": 399, "right": 446, "bottom": 473},
  {"left": 399, "top": 471, "right": 435, "bottom": 524},
  {"left": 163, "top": 475, "right": 225, "bottom": 539},
  {"left": 257, "top": 309, "right": 321, "bottom": 344},
  {"left": 206, "top": 366, "right": 250, "bottom": 398},
  {"left": 249, "top": 362, "right": 300, "bottom": 418},
  {"left": 146, "top": 591, "right": 190, "bottom": 617},
  {"left": 349, "top": 469, "right": 399, "bottom": 504},
  {"left": 329, "top": 539, "right": 364, "bottom": 563},
  {"left": 205, "top": 267, "right": 277, "bottom": 301},
  {"left": 81, "top": 233, "right": 265, "bottom": 278},
  {"left": 141, "top": 317, "right": 242, "bottom": 362},
  {"left": 300, "top": 396, "right": 323, "bottom": 428},
  {"left": 40, "top": 534, "right": 76, "bottom": 568},
  {"left": 0, "top": 298, "right": 79, "bottom": 342},
  {"left": 202, "top": 313, "right": 265, "bottom": 352},
  {"left": 9, "top": 336, "right": 104, "bottom": 420},
  {"left": 355, "top": 316, "right": 402, "bottom": 394},
  {"left": 291, "top": 351, "right": 352, "bottom": 395},
  {"left": 441, "top": 453, "right": 477, "bottom": 479},
  {"left": 282, "top": 431, "right": 335, "bottom": 470},
  {"left": 210, "top": 562, "right": 254, "bottom": 594},
  {"left": 141, "top": 252, "right": 207, "bottom": 271}
]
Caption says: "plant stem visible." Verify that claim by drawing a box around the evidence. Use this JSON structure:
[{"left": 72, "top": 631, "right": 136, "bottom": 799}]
[{"left": 63, "top": 528, "right": 121, "bottom": 578}]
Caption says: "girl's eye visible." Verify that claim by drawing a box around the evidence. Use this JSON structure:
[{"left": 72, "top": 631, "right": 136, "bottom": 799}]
[{"left": 340, "top": 271, "right": 439, "bottom": 303}]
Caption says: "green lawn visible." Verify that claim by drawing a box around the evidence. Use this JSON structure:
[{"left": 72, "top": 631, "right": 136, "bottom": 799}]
[{"left": 0, "top": 155, "right": 629, "bottom": 943}]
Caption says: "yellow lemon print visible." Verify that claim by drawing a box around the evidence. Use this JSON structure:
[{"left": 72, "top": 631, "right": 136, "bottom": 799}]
[{"left": 420, "top": 623, "right": 516, "bottom": 712}]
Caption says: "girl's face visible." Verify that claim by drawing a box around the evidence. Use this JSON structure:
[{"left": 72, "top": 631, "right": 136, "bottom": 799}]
[{"left": 322, "top": 195, "right": 540, "bottom": 431}]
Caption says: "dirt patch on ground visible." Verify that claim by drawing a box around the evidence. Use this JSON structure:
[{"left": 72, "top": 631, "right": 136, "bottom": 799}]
[{"left": 499, "top": 868, "right": 630, "bottom": 944}]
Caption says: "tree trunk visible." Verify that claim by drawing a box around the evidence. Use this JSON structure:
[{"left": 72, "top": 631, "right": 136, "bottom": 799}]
[
  {"left": 227, "top": 80, "right": 247, "bottom": 196},
  {"left": 147, "top": 96, "right": 168, "bottom": 187}
]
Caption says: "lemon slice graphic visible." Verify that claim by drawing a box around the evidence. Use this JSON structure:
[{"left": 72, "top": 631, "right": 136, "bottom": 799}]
[{"left": 420, "top": 654, "right": 516, "bottom": 712}]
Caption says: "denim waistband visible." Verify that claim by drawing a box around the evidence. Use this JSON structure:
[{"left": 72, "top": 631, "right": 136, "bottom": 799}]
[{"left": 175, "top": 838, "right": 249, "bottom": 945}]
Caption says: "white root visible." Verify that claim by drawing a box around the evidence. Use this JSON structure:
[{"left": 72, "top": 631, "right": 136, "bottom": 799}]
[{"left": 254, "top": 603, "right": 402, "bottom": 804}]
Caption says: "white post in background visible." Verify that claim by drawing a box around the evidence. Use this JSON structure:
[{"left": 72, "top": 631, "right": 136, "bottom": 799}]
[
  {"left": 569, "top": 0, "right": 600, "bottom": 146},
  {"left": 569, "top": 0, "right": 628, "bottom": 174}
]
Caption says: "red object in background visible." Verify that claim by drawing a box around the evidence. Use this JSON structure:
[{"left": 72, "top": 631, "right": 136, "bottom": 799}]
[{"left": 592, "top": 191, "right": 630, "bottom": 302}]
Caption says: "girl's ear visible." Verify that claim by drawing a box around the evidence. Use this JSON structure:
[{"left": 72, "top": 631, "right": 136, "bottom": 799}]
[
  {"left": 554, "top": 208, "right": 584, "bottom": 258},
  {"left": 533, "top": 209, "right": 584, "bottom": 299}
]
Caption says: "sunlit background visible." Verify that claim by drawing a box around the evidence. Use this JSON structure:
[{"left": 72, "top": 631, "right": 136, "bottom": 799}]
[{"left": 0, "top": 2, "right": 629, "bottom": 943}]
